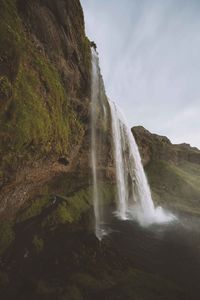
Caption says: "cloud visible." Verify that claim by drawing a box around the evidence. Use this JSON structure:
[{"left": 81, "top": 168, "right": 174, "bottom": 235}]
[{"left": 81, "top": 0, "right": 200, "bottom": 148}]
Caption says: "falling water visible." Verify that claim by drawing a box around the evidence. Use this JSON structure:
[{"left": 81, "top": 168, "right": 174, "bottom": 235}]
[
  {"left": 91, "top": 48, "right": 108, "bottom": 240},
  {"left": 91, "top": 49, "right": 174, "bottom": 240},
  {"left": 109, "top": 101, "right": 175, "bottom": 226}
]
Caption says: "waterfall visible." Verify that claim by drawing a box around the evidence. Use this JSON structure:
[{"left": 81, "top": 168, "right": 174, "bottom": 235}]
[
  {"left": 109, "top": 100, "right": 175, "bottom": 226},
  {"left": 91, "top": 49, "right": 175, "bottom": 240},
  {"left": 91, "top": 48, "right": 108, "bottom": 240}
]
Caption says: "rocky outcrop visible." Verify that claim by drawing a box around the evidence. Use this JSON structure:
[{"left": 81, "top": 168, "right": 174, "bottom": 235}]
[
  {"left": 132, "top": 126, "right": 200, "bottom": 167},
  {"left": 132, "top": 126, "right": 200, "bottom": 214}
]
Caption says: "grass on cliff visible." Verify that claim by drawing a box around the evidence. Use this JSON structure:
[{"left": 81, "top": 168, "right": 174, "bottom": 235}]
[
  {"left": 0, "top": 0, "right": 22, "bottom": 82},
  {"left": 16, "top": 183, "right": 116, "bottom": 229},
  {"left": 0, "top": 0, "right": 85, "bottom": 176},
  {"left": 146, "top": 160, "right": 200, "bottom": 215},
  {"left": 17, "top": 194, "right": 51, "bottom": 223},
  {"left": 42, "top": 183, "right": 115, "bottom": 228}
]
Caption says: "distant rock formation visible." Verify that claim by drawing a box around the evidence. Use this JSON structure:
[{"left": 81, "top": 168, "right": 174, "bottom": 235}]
[
  {"left": 132, "top": 126, "right": 200, "bottom": 215},
  {"left": 132, "top": 126, "right": 200, "bottom": 166}
]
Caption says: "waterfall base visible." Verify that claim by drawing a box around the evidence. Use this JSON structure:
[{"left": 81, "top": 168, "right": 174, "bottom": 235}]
[{"left": 127, "top": 204, "right": 176, "bottom": 227}]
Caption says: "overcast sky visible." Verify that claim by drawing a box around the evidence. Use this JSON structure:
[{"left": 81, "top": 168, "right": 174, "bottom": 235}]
[{"left": 81, "top": 0, "right": 200, "bottom": 148}]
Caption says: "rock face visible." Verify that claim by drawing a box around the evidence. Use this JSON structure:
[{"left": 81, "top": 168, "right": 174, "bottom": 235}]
[
  {"left": 132, "top": 126, "right": 200, "bottom": 214},
  {"left": 132, "top": 126, "right": 200, "bottom": 166},
  {"left": 0, "top": 0, "right": 96, "bottom": 218}
]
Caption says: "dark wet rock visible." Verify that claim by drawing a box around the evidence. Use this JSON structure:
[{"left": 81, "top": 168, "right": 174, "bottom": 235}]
[{"left": 58, "top": 157, "right": 69, "bottom": 166}]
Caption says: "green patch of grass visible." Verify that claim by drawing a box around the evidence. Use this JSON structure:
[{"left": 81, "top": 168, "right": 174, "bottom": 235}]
[
  {"left": 42, "top": 183, "right": 115, "bottom": 228},
  {"left": 0, "top": 45, "right": 84, "bottom": 169},
  {"left": 17, "top": 196, "right": 50, "bottom": 222},
  {"left": 81, "top": 36, "right": 91, "bottom": 79},
  {"left": 0, "top": 75, "right": 12, "bottom": 99},
  {"left": 146, "top": 160, "right": 200, "bottom": 214},
  {"left": 0, "top": 221, "right": 15, "bottom": 255},
  {"left": 0, "top": 0, "right": 23, "bottom": 99},
  {"left": 43, "top": 203, "right": 74, "bottom": 227},
  {"left": 0, "top": 0, "right": 85, "bottom": 175},
  {"left": 42, "top": 189, "right": 92, "bottom": 228}
]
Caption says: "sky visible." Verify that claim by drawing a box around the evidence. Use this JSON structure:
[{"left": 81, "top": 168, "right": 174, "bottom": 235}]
[{"left": 81, "top": 0, "right": 200, "bottom": 148}]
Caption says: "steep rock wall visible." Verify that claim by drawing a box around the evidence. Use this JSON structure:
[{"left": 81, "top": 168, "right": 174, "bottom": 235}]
[{"left": 0, "top": 0, "right": 92, "bottom": 218}]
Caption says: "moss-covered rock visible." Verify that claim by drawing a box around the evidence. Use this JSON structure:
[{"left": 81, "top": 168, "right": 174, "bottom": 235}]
[
  {"left": 146, "top": 160, "right": 200, "bottom": 215},
  {"left": 17, "top": 194, "right": 51, "bottom": 222},
  {"left": 0, "top": 0, "right": 94, "bottom": 218},
  {"left": 42, "top": 183, "right": 115, "bottom": 228},
  {"left": 132, "top": 126, "right": 200, "bottom": 215}
]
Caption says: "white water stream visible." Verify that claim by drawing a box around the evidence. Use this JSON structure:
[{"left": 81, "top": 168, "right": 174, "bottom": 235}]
[
  {"left": 109, "top": 101, "right": 175, "bottom": 226},
  {"left": 91, "top": 49, "right": 108, "bottom": 240},
  {"left": 91, "top": 49, "right": 175, "bottom": 239}
]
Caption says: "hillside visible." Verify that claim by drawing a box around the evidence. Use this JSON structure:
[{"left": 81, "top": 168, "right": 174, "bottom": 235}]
[{"left": 132, "top": 126, "right": 200, "bottom": 215}]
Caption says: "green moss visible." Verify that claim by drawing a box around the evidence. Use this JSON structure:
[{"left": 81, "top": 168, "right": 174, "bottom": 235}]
[
  {"left": 42, "top": 183, "right": 115, "bottom": 228},
  {"left": 32, "top": 235, "right": 44, "bottom": 254},
  {"left": 42, "top": 190, "right": 91, "bottom": 228},
  {"left": 17, "top": 196, "right": 50, "bottom": 222},
  {"left": 0, "top": 47, "right": 84, "bottom": 169},
  {"left": 43, "top": 203, "right": 74, "bottom": 227},
  {"left": 0, "top": 221, "right": 15, "bottom": 255},
  {"left": 81, "top": 36, "right": 91, "bottom": 77},
  {"left": 146, "top": 160, "right": 200, "bottom": 214},
  {"left": 0, "top": 0, "right": 22, "bottom": 81},
  {"left": 0, "top": 75, "right": 12, "bottom": 98},
  {"left": 0, "top": 0, "right": 84, "bottom": 174}
]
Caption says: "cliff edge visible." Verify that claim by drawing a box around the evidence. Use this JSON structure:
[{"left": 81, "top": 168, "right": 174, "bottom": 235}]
[{"left": 132, "top": 126, "right": 200, "bottom": 215}]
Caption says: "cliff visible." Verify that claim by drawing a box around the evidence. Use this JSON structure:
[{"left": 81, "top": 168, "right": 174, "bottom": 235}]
[
  {"left": 0, "top": 0, "right": 94, "bottom": 219},
  {"left": 132, "top": 126, "right": 200, "bottom": 215},
  {"left": 0, "top": 2, "right": 199, "bottom": 299},
  {"left": 0, "top": 0, "right": 116, "bottom": 272}
]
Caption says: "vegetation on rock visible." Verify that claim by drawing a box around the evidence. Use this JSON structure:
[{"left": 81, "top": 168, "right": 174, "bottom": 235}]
[{"left": 132, "top": 126, "right": 200, "bottom": 215}]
